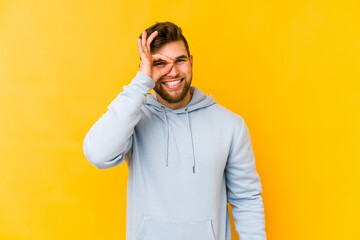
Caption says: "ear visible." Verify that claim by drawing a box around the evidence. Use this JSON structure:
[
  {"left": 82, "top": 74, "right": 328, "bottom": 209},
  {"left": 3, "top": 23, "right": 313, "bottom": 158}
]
[{"left": 189, "top": 55, "right": 193, "bottom": 67}]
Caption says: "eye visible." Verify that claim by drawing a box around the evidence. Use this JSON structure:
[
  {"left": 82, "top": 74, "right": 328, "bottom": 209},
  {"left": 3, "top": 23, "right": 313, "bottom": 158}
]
[
  {"left": 175, "top": 59, "right": 186, "bottom": 64},
  {"left": 153, "top": 62, "right": 165, "bottom": 66}
]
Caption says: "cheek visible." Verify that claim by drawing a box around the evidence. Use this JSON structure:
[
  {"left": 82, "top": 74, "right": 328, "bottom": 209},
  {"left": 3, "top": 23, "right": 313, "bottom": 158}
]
[
  {"left": 178, "top": 64, "right": 191, "bottom": 72},
  {"left": 181, "top": 66, "right": 192, "bottom": 76},
  {"left": 152, "top": 66, "right": 159, "bottom": 71},
  {"left": 151, "top": 66, "right": 164, "bottom": 75}
]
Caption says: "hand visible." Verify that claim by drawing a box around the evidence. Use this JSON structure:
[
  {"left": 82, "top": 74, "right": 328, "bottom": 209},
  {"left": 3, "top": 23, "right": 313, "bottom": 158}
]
[{"left": 137, "top": 30, "right": 173, "bottom": 82}]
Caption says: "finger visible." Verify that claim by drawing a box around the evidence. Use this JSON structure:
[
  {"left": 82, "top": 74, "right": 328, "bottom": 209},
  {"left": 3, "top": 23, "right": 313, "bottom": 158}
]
[
  {"left": 141, "top": 31, "right": 149, "bottom": 57},
  {"left": 152, "top": 53, "right": 174, "bottom": 63},
  {"left": 161, "top": 62, "right": 174, "bottom": 75},
  {"left": 153, "top": 62, "right": 174, "bottom": 81},
  {"left": 137, "top": 38, "right": 146, "bottom": 60},
  {"left": 166, "top": 60, "right": 175, "bottom": 71},
  {"left": 146, "top": 31, "right": 158, "bottom": 52},
  {"left": 137, "top": 38, "right": 142, "bottom": 56}
]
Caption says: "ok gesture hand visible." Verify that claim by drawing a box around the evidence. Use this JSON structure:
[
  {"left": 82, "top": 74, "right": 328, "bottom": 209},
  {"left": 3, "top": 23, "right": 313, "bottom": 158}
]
[{"left": 137, "top": 30, "right": 173, "bottom": 83}]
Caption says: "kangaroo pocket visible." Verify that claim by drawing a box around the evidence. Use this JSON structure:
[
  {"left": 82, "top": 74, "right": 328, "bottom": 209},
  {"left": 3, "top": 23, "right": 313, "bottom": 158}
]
[{"left": 134, "top": 216, "right": 216, "bottom": 240}]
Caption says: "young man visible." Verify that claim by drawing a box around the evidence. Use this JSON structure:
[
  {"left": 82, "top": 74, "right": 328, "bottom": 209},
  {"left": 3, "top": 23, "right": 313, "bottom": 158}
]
[{"left": 83, "top": 22, "right": 266, "bottom": 240}]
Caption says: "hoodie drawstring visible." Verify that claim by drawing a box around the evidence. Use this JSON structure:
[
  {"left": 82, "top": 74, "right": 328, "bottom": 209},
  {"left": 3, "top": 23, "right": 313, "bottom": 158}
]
[
  {"left": 161, "top": 106, "right": 196, "bottom": 174},
  {"left": 185, "top": 108, "right": 196, "bottom": 174},
  {"left": 161, "top": 106, "right": 169, "bottom": 167}
]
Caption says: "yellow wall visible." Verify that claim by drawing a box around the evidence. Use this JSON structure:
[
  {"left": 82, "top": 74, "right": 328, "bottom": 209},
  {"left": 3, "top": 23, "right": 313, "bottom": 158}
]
[{"left": 1, "top": 0, "right": 359, "bottom": 239}]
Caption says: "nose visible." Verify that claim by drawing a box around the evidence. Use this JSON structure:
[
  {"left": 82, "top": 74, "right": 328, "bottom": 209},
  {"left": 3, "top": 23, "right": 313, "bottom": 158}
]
[{"left": 166, "top": 63, "right": 180, "bottom": 78}]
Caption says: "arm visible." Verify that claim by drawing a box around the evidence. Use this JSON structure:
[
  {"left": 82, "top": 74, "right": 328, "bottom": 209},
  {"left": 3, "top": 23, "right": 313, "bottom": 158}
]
[
  {"left": 225, "top": 119, "right": 266, "bottom": 239},
  {"left": 83, "top": 30, "right": 174, "bottom": 169},
  {"left": 83, "top": 71, "right": 155, "bottom": 169}
]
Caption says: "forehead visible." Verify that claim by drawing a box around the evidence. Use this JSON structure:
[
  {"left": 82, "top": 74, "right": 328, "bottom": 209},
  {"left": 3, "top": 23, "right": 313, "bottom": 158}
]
[{"left": 152, "top": 40, "right": 188, "bottom": 59}]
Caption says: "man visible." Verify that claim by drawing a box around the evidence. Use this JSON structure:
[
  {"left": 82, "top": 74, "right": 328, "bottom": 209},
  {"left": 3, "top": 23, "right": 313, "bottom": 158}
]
[{"left": 83, "top": 22, "right": 266, "bottom": 240}]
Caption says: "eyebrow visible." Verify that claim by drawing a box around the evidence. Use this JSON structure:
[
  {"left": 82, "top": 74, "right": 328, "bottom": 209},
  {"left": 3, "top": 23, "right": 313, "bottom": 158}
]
[{"left": 175, "top": 55, "right": 188, "bottom": 60}]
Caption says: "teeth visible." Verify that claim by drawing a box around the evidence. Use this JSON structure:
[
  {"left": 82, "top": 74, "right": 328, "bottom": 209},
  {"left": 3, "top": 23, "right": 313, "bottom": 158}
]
[{"left": 164, "top": 79, "right": 182, "bottom": 85}]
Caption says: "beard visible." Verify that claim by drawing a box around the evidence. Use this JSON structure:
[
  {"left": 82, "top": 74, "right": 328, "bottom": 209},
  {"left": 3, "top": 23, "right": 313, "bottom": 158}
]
[{"left": 154, "top": 75, "right": 192, "bottom": 104}]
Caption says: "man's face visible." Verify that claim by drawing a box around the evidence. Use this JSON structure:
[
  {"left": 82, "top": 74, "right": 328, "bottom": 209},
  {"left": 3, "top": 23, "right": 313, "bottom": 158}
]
[{"left": 152, "top": 40, "right": 193, "bottom": 104}]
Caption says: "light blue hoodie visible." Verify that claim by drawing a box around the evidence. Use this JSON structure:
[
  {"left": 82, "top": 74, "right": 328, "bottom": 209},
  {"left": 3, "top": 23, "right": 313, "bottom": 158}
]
[{"left": 83, "top": 71, "right": 266, "bottom": 240}]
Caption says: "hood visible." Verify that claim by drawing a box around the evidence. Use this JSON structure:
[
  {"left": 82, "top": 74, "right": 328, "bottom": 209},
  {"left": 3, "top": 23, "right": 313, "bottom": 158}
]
[{"left": 143, "top": 86, "right": 216, "bottom": 174}]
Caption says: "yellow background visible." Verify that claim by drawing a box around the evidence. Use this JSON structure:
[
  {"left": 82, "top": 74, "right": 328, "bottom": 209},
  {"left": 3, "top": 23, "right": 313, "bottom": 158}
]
[{"left": 0, "top": 0, "right": 359, "bottom": 239}]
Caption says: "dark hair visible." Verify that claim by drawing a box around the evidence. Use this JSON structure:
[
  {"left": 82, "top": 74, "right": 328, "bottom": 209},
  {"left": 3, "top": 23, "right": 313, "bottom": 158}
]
[{"left": 139, "top": 21, "right": 190, "bottom": 57}]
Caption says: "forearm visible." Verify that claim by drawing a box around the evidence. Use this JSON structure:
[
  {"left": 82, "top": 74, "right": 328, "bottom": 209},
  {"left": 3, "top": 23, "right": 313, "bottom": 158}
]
[
  {"left": 229, "top": 192, "right": 266, "bottom": 240},
  {"left": 83, "top": 71, "right": 155, "bottom": 169}
]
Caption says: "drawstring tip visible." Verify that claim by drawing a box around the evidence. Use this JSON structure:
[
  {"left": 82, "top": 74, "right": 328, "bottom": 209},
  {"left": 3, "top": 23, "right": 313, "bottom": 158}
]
[
  {"left": 193, "top": 166, "right": 195, "bottom": 174},
  {"left": 166, "top": 159, "right": 168, "bottom": 167}
]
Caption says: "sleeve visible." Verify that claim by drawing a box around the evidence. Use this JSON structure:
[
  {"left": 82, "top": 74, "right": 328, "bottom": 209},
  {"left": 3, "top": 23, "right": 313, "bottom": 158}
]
[
  {"left": 225, "top": 119, "right": 266, "bottom": 239},
  {"left": 83, "top": 71, "right": 155, "bottom": 169}
]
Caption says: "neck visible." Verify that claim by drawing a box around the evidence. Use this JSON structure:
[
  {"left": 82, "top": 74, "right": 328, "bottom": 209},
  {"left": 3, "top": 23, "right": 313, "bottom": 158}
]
[{"left": 156, "top": 90, "right": 193, "bottom": 110}]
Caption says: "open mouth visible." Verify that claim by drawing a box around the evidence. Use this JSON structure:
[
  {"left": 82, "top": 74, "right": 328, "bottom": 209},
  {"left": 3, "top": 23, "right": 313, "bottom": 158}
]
[{"left": 162, "top": 78, "right": 184, "bottom": 89}]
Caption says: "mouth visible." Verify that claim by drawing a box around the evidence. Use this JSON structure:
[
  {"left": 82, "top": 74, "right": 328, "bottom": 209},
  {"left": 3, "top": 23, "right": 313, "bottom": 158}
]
[{"left": 162, "top": 78, "right": 184, "bottom": 89}]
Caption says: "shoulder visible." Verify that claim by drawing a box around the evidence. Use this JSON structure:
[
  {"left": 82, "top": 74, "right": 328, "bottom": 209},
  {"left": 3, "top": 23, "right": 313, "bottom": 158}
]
[
  {"left": 195, "top": 103, "right": 247, "bottom": 139},
  {"left": 206, "top": 103, "right": 245, "bottom": 127}
]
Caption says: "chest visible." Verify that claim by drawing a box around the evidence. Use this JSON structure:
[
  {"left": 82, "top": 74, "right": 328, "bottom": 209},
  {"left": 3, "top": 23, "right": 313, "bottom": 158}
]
[{"left": 134, "top": 111, "right": 231, "bottom": 176}]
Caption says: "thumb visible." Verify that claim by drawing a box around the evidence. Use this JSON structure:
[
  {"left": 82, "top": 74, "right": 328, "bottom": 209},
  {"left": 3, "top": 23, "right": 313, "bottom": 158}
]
[
  {"left": 152, "top": 63, "right": 173, "bottom": 82},
  {"left": 159, "top": 62, "right": 173, "bottom": 75}
]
